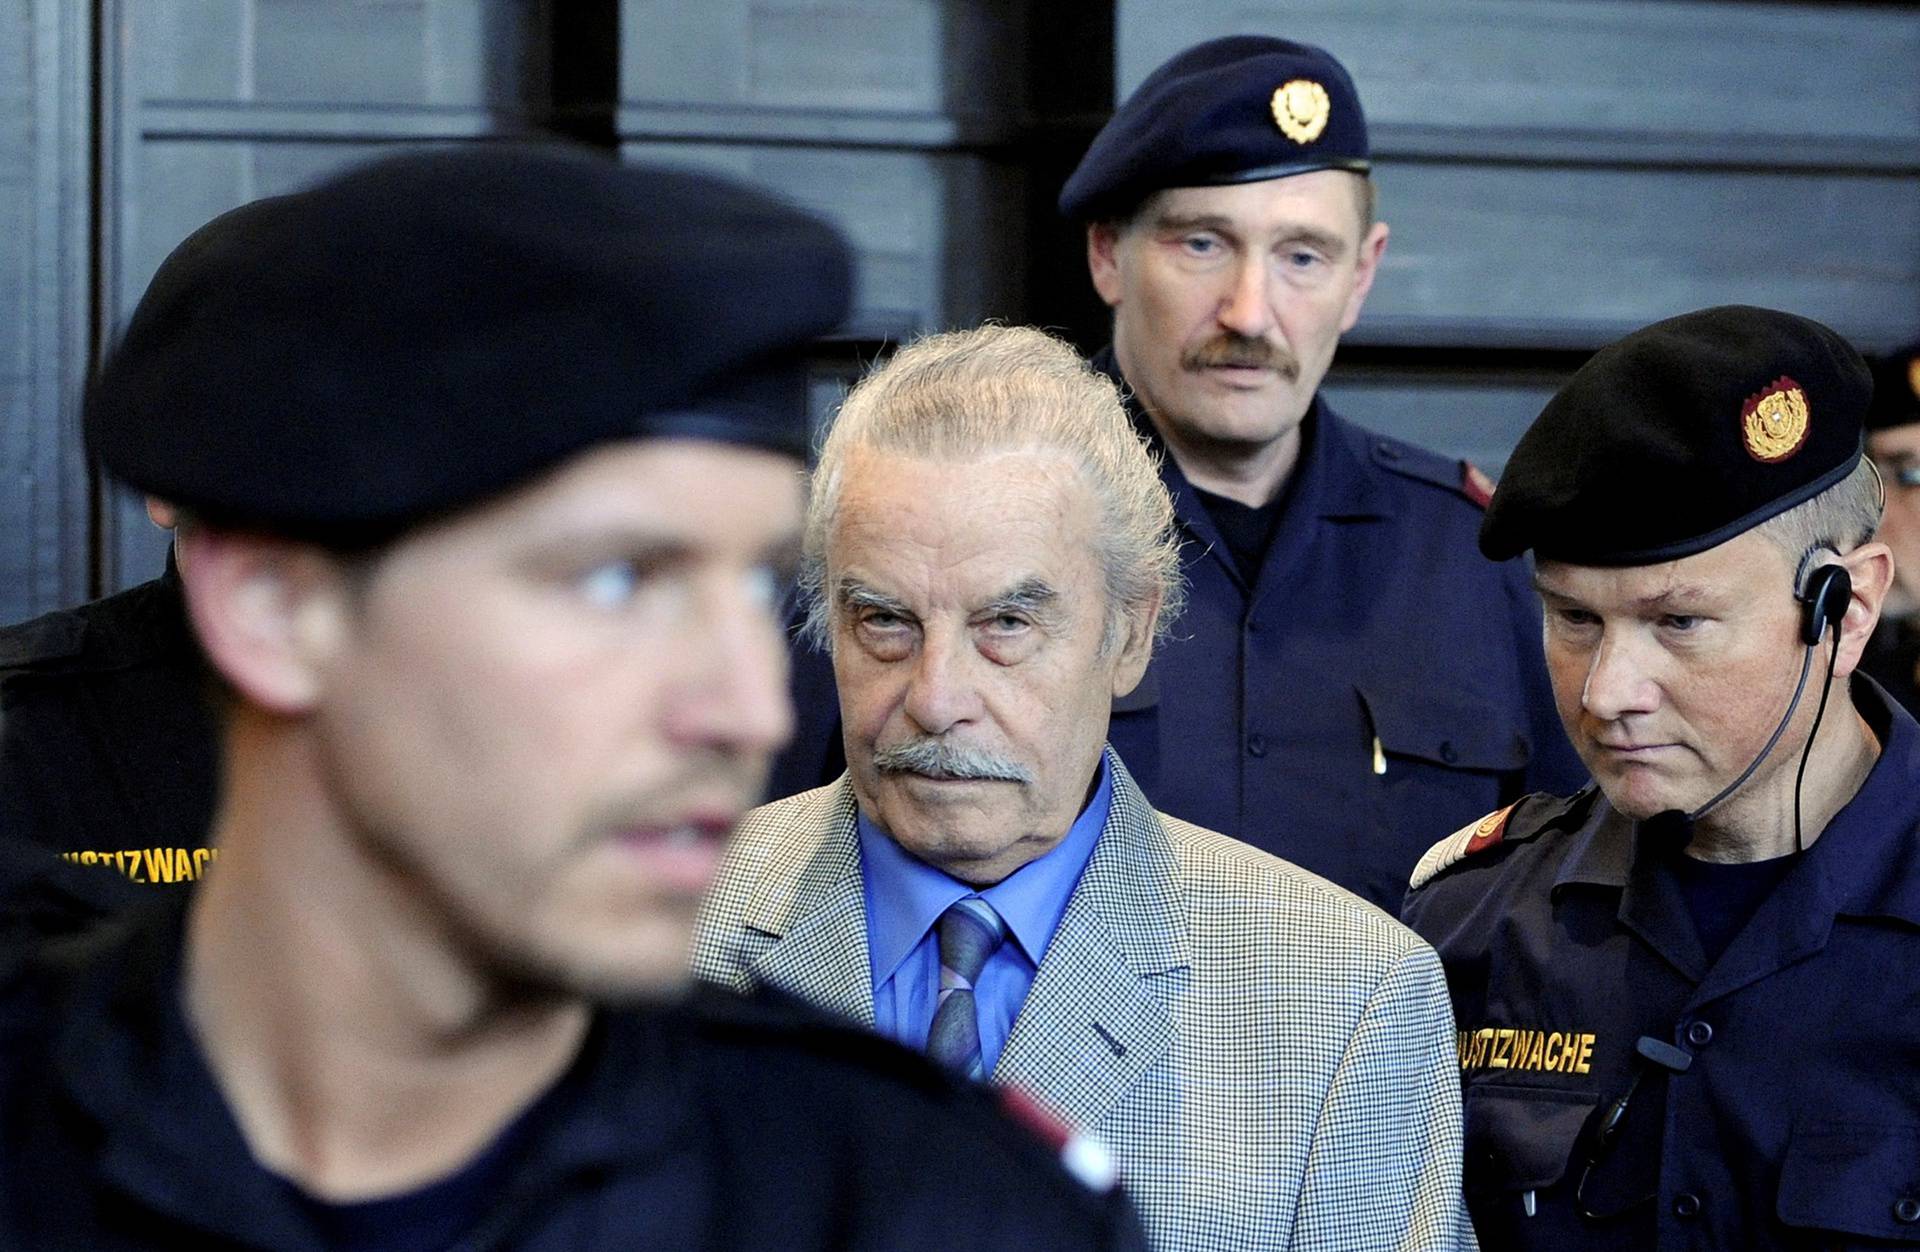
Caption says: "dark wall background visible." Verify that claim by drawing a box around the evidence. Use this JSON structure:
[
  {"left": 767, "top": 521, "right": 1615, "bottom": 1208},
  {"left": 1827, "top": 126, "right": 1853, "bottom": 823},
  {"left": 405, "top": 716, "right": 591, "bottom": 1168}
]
[{"left": 3, "top": 0, "right": 1917, "bottom": 623}]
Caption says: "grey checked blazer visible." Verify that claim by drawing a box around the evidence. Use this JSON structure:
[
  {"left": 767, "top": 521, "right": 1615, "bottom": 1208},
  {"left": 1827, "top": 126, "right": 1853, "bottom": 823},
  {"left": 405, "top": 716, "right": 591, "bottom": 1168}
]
[{"left": 691, "top": 750, "right": 1474, "bottom": 1251}]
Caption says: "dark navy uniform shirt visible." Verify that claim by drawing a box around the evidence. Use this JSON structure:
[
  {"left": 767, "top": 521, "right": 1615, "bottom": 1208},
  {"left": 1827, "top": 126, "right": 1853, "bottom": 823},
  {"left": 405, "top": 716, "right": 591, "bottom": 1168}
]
[
  {"left": 1403, "top": 678, "right": 1920, "bottom": 1251},
  {"left": 0, "top": 899, "right": 1147, "bottom": 1252},
  {"left": 0, "top": 562, "right": 219, "bottom": 938},
  {"left": 767, "top": 350, "right": 1582, "bottom": 911}
]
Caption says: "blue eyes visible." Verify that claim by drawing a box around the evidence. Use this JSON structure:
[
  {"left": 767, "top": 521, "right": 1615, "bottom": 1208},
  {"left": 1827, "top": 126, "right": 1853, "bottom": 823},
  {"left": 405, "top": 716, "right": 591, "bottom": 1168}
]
[
  {"left": 579, "top": 561, "right": 640, "bottom": 609},
  {"left": 577, "top": 561, "right": 784, "bottom": 613},
  {"left": 743, "top": 566, "right": 780, "bottom": 612}
]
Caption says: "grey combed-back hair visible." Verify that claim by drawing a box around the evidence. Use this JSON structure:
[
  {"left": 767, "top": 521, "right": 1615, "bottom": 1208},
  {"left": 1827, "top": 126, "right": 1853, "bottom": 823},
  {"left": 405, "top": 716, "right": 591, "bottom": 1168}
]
[
  {"left": 1752, "top": 454, "right": 1884, "bottom": 588},
  {"left": 799, "top": 323, "right": 1186, "bottom": 653}
]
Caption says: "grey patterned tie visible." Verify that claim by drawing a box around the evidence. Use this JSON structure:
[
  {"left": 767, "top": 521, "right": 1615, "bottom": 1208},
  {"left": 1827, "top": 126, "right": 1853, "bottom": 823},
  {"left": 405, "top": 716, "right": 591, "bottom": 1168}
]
[{"left": 925, "top": 897, "right": 1008, "bottom": 1081}]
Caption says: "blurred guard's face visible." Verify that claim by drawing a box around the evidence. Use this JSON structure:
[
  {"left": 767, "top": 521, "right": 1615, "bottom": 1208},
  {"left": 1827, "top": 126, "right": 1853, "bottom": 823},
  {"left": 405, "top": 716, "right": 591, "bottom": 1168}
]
[
  {"left": 1870, "top": 423, "right": 1920, "bottom": 617},
  {"left": 316, "top": 439, "right": 799, "bottom": 998},
  {"left": 1087, "top": 172, "right": 1387, "bottom": 457},
  {"left": 828, "top": 447, "right": 1152, "bottom": 885}
]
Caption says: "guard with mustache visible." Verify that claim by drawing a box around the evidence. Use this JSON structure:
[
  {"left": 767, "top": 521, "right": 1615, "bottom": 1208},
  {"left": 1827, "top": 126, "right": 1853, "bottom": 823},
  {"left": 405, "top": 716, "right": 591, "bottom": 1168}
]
[
  {"left": 768, "top": 36, "right": 1583, "bottom": 910},
  {"left": 694, "top": 324, "right": 1475, "bottom": 1251},
  {"left": 1054, "top": 35, "right": 1585, "bottom": 910}
]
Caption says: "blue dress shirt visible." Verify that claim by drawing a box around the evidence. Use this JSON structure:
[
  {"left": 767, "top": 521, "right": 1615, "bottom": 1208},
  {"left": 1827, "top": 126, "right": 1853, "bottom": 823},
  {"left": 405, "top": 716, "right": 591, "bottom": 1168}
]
[{"left": 858, "top": 754, "right": 1114, "bottom": 1076}]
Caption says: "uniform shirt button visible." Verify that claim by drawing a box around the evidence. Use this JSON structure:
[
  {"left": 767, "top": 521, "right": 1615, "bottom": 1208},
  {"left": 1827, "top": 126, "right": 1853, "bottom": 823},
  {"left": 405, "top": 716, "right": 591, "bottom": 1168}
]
[
  {"left": 1439, "top": 740, "right": 1458, "bottom": 764},
  {"left": 1672, "top": 1192, "right": 1702, "bottom": 1220},
  {"left": 1245, "top": 617, "right": 1261, "bottom": 634},
  {"left": 1685, "top": 1021, "right": 1714, "bottom": 1048},
  {"left": 1247, "top": 733, "right": 1267, "bottom": 758},
  {"left": 1895, "top": 1197, "right": 1920, "bottom": 1224}
]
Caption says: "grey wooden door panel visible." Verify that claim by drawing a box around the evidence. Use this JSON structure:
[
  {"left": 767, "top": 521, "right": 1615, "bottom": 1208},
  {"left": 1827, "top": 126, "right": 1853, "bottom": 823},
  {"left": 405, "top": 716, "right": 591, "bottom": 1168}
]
[
  {"left": 1120, "top": 0, "right": 1920, "bottom": 160},
  {"left": 1360, "top": 161, "right": 1920, "bottom": 349},
  {"left": 134, "top": 0, "right": 549, "bottom": 106},
  {"left": 622, "top": 0, "right": 1026, "bottom": 123},
  {"left": 620, "top": 140, "right": 1025, "bottom": 338},
  {"left": 1, "top": 0, "right": 89, "bottom": 624}
]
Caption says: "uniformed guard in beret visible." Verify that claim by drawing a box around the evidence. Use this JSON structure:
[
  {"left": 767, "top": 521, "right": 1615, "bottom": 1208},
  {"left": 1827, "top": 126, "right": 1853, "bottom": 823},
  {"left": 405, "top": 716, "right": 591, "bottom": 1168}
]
[
  {"left": 1403, "top": 305, "right": 1920, "bottom": 1250},
  {"left": 1860, "top": 340, "right": 1920, "bottom": 717},
  {"left": 0, "top": 199, "right": 301, "bottom": 941},
  {"left": 766, "top": 33, "right": 1585, "bottom": 910},
  {"left": 0, "top": 146, "right": 1147, "bottom": 1252}
]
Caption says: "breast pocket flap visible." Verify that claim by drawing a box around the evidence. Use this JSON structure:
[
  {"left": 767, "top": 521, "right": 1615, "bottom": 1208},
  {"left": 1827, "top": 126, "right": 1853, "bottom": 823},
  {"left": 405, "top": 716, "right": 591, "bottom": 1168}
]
[
  {"left": 1464, "top": 1084, "right": 1597, "bottom": 1193},
  {"left": 1358, "top": 684, "right": 1530, "bottom": 772},
  {"left": 1777, "top": 1120, "right": 1920, "bottom": 1242}
]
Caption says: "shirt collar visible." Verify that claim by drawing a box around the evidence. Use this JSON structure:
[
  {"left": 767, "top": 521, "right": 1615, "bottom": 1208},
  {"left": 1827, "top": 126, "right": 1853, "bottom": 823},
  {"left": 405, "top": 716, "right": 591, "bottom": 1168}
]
[
  {"left": 858, "top": 754, "right": 1114, "bottom": 983},
  {"left": 1806, "top": 676, "right": 1920, "bottom": 925}
]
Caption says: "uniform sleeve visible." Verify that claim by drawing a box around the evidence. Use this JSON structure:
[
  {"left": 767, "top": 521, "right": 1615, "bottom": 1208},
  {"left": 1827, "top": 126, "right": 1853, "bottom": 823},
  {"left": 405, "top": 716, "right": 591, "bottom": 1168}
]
[
  {"left": 1288, "top": 941, "right": 1477, "bottom": 1252},
  {"left": 1503, "top": 561, "right": 1587, "bottom": 797}
]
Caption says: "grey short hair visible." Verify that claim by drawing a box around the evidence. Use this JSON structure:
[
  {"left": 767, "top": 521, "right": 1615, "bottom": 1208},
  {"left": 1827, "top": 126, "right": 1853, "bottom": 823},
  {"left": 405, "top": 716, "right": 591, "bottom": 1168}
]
[
  {"left": 800, "top": 324, "right": 1186, "bottom": 653},
  {"left": 1752, "top": 454, "right": 1884, "bottom": 586}
]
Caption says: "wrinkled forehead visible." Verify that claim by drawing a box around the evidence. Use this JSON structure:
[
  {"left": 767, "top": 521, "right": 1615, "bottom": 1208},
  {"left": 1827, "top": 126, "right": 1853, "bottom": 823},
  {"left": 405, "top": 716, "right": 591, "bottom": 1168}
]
[
  {"left": 827, "top": 446, "right": 1105, "bottom": 598},
  {"left": 1127, "top": 170, "right": 1370, "bottom": 238}
]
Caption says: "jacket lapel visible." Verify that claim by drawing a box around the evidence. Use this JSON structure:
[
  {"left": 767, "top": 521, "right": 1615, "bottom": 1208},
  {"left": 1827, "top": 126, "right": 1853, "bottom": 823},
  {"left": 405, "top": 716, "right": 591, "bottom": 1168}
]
[
  {"left": 740, "top": 781, "right": 876, "bottom": 1027},
  {"left": 994, "top": 753, "right": 1183, "bottom": 1131}
]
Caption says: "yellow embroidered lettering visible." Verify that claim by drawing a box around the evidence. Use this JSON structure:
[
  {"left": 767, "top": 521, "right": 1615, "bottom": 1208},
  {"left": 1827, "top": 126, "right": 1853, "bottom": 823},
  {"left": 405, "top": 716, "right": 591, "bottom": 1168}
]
[{"left": 1574, "top": 1033, "right": 1594, "bottom": 1075}]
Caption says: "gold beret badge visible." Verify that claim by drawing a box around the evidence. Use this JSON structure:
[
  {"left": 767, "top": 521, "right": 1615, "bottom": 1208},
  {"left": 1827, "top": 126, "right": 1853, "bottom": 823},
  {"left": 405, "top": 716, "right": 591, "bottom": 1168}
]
[
  {"left": 1271, "top": 79, "right": 1331, "bottom": 145},
  {"left": 1740, "top": 377, "right": 1810, "bottom": 463},
  {"left": 1907, "top": 354, "right": 1920, "bottom": 403}
]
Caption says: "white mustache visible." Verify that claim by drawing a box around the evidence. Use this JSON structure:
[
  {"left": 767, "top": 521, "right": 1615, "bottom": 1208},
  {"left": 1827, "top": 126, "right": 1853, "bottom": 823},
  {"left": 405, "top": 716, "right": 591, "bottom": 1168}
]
[{"left": 872, "top": 737, "right": 1033, "bottom": 784}]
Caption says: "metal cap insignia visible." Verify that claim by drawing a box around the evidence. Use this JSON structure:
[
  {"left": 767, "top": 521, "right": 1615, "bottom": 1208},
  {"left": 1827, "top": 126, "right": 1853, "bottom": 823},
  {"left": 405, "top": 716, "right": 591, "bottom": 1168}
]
[
  {"left": 1741, "top": 376, "right": 1811, "bottom": 462},
  {"left": 1270, "top": 79, "right": 1331, "bottom": 145},
  {"left": 1907, "top": 355, "right": 1920, "bottom": 402}
]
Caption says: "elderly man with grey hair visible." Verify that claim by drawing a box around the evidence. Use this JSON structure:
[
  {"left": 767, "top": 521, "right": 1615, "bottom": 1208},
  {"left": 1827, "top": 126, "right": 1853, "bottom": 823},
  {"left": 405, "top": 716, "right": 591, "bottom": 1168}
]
[{"left": 692, "top": 324, "right": 1474, "bottom": 1251}]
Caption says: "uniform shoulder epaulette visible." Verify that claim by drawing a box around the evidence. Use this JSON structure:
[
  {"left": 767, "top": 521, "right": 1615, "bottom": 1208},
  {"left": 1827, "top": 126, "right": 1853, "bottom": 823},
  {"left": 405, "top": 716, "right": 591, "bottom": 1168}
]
[
  {"left": 1367, "top": 434, "right": 1487, "bottom": 506},
  {"left": 1460, "top": 461, "right": 1497, "bottom": 509},
  {"left": 1407, "top": 788, "right": 1595, "bottom": 892}
]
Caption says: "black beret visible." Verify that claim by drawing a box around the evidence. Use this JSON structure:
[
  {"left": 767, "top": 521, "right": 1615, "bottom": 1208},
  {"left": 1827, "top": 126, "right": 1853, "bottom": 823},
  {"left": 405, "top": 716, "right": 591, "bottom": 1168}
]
[
  {"left": 1867, "top": 341, "right": 1920, "bottom": 433},
  {"left": 1482, "top": 306, "right": 1871, "bottom": 565},
  {"left": 86, "top": 144, "right": 853, "bottom": 543},
  {"left": 1058, "top": 35, "right": 1369, "bottom": 222}
]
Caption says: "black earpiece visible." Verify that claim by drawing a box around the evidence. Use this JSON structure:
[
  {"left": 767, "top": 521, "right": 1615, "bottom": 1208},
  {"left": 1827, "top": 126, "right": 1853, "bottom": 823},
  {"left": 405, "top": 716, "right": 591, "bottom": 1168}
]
[{"left": 1798, "top": 564, "right": 1851, "bottom": 646}]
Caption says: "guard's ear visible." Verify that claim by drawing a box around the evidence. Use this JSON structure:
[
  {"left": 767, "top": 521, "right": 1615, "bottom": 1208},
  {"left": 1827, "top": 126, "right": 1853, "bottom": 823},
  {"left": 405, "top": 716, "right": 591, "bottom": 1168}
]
[
  {"left": 1830, "top": 541, "right": 1895, "bottom": 680},
  {"left": 1087, "top": 221, "right": 1127, "bottom": 310},
  {"left": 1340, "top": 219, "right": 1390, "bottom": 334},
  {"left": 175, "top": 527, "right": 355, "bottom": 716}
]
